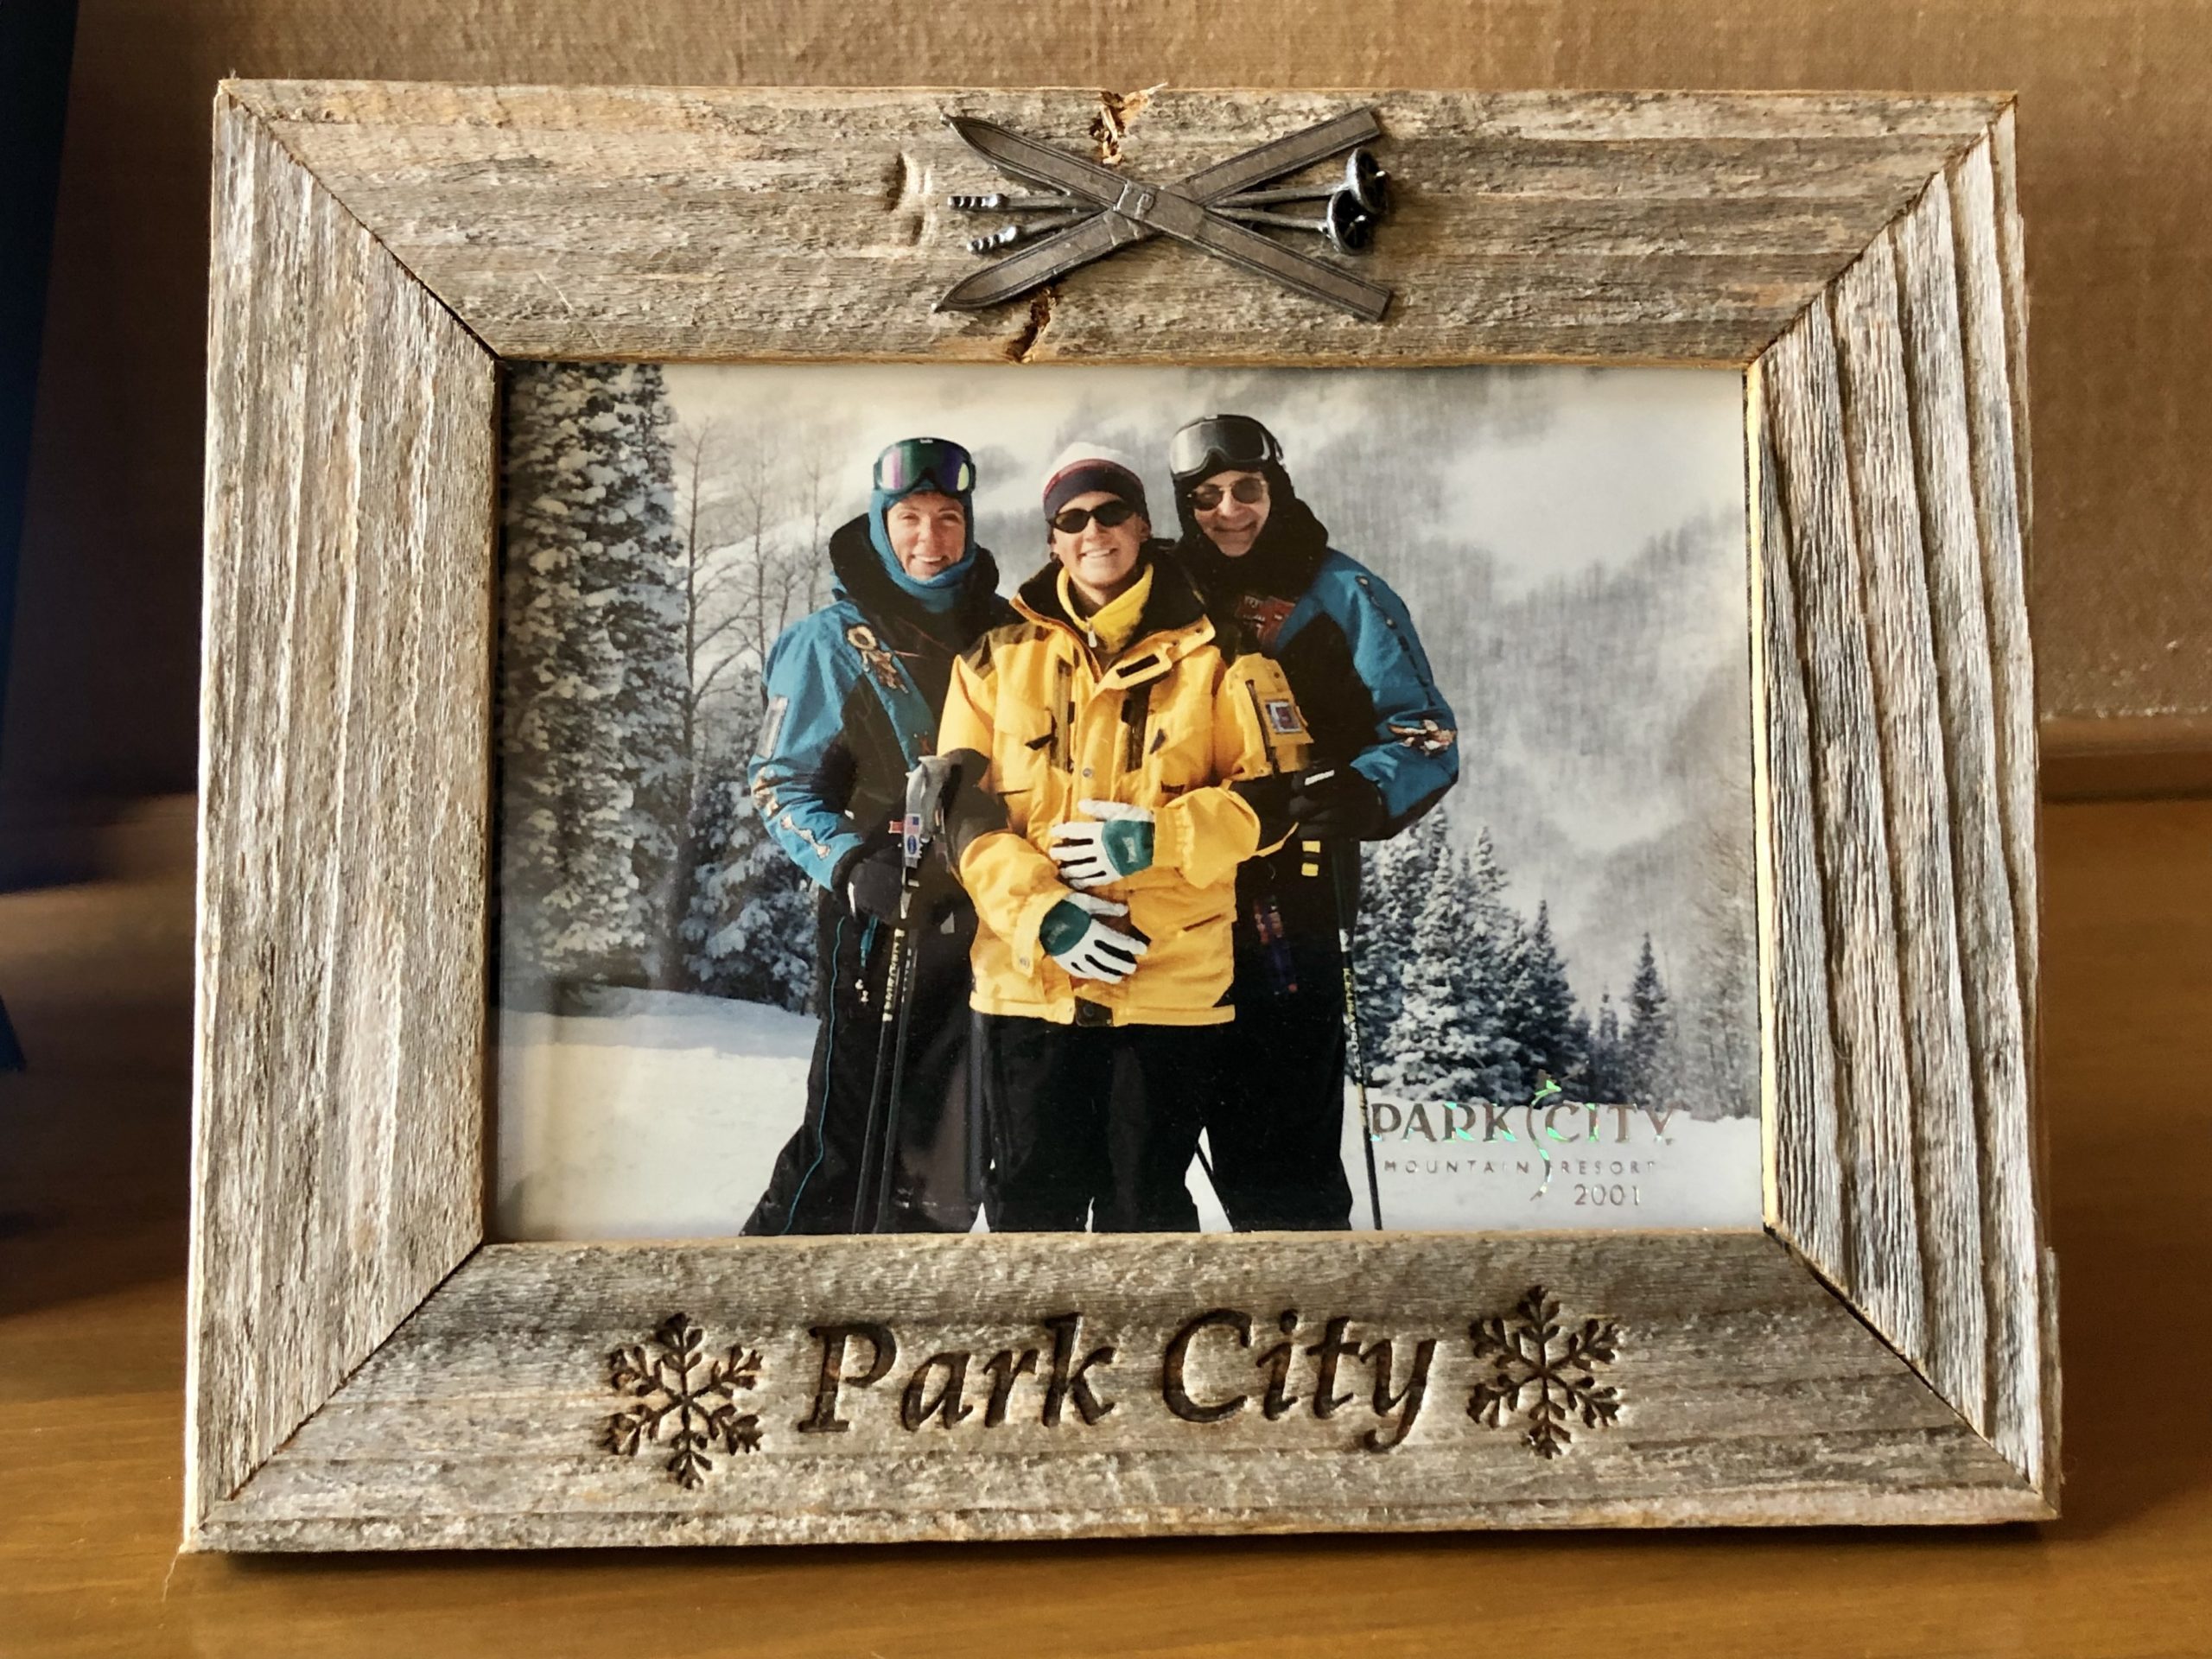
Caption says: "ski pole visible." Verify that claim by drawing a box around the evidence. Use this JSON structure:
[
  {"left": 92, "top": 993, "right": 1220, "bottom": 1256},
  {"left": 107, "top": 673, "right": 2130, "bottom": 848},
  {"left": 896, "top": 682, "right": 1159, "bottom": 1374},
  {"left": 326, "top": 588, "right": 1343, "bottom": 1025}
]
[
  {"left": 1331, "top": 841, "right": 1386, "bottom": 1232},
  {"left": 963, "top": 1007, "right": 988, "bottom": 1215},
  {"left": 865, "top": 756, "right": 967, "bottom": 1233},
  {"left": 869, "top": 940, "right": 923, "bottom": 1233},
  {"left": 849, "top": 924, "right": 908, "bottom": 1234}
]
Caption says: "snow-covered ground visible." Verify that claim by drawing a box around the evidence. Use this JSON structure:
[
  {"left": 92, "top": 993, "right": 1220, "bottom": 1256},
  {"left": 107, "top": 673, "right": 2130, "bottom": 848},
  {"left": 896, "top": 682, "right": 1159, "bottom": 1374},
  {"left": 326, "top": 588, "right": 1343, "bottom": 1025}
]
[{"left": 496, "top": 989, "right": 1762, "bottom": 1239}]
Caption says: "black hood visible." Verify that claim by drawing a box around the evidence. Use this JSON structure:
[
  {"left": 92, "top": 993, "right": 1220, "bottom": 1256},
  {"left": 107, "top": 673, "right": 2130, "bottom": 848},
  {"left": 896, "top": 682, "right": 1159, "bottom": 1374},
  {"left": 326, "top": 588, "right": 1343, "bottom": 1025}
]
[
  {"left": 829, "top": 513, "right": 1003, "bottom": 654},
  {"left": 1171, "top": 462, "right": 1333, "bottom": 605}
]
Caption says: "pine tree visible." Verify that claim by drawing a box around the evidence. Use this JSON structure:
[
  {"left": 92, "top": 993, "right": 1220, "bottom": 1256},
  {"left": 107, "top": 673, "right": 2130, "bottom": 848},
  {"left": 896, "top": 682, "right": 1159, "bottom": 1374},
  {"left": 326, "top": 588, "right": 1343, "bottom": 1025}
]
[
  {"left": 499, "top": 361, "right": 690, "bottom": 997},
  {"left": 1578, "top": 990, "right": 1630, "bottom": 1102},
  {"left": 1502, "top": 901, "right": 1586, "bottom": 1090},
  {"left": 679, "top": 702, "right": 816, "bottom": 1010},
  {"left": 1457, "top": 828, "right": 1525, "bottom": 1103},
  {"left": 1391, "top": 839, "right": 1495, "bottom": 1102},
  {"left": 1622, "top": 934, "right": 1673, "bottom": 1105},
  {"left": 1463, "top": 826, "right": 1512, "bottom": 938},
  {"left": 1357, "top": 815, "right": 1451, "bottom": 1088}
]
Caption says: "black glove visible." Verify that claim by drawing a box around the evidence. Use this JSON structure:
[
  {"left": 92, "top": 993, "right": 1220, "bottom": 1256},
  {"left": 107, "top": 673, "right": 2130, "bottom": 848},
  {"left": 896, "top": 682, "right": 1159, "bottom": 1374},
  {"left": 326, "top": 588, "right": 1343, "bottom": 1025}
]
[
  {"left": 838, "top": 839, "right": 969, "bottom": 927},
  {"left": 1286, "top": 766, "right": 1389, "bottom": 841},
  {"left": 1230, "top": 774, "right": 1301, "bottom": 847},
  {"left": 836, "top": 842, "right": 906, "bottom": 923}
]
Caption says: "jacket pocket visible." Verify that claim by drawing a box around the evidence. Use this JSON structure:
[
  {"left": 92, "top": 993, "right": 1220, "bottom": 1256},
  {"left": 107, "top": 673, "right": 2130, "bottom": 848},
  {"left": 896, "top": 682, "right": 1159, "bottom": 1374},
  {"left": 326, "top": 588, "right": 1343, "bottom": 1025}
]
[{"left": 997, "top": 707, "right": 1056, "bottom": 801}]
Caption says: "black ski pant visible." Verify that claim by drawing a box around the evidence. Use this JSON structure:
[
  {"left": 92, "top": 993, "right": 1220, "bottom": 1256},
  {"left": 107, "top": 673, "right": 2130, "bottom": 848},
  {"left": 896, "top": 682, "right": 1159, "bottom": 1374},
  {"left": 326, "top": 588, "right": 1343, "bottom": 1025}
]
[
  {"left": 1203, "top": 844, "right": 1358, "bottom": 1230},
  {"left": 977, "top": 1011, "right": 1217, "bottom": 1232},
  {"left": 742, "top": 898, "right": 980, "bottom": 1236}
]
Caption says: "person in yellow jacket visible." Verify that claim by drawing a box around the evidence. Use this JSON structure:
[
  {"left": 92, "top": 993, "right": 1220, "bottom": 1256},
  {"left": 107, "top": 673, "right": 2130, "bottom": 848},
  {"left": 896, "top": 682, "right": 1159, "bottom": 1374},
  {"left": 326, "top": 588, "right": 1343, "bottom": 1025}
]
[{"left": 938, "top": 442, "right": 1310, "bottom": 1231}]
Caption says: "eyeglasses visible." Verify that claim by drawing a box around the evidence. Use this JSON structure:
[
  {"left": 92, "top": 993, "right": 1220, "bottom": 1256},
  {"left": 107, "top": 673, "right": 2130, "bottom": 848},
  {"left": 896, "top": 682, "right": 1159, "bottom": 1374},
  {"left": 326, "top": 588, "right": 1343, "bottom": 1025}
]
[
  {"left": 1168, "top": 414, "right": 1282, "bottom": 482},
  {"left": 874, "top": 436, "right": 976, "bottom": 496},
  {"left": 1049, "top": 499, "right": 1139, "bottom": 535},
  {"left": 1188, "top": 475, "right": 1268, "bottom": 512}
]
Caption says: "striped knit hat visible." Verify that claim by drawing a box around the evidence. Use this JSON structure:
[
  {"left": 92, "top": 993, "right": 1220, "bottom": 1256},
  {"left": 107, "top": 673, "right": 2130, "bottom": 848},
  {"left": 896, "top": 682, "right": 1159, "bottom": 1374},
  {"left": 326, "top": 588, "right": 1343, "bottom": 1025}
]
[{"left": 1041, "top": 442, "right": 1150, "bottom": 523}]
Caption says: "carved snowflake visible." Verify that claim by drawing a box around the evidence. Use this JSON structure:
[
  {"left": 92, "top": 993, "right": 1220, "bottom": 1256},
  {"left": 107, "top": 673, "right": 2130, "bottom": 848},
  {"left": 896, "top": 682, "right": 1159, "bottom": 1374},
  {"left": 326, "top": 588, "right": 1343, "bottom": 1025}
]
[
  {"left": 1467, "top": 1286, "right": 1622, "bottom": 1459},
  {"left": 605, "top": 1313, "right": 764, "bottom": 1489}
]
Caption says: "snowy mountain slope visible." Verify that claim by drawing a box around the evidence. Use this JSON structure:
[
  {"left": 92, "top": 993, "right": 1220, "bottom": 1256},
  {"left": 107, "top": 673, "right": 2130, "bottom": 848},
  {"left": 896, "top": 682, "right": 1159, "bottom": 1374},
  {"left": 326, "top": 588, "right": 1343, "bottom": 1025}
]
[{"left": 496, "top": 991, "right": 1759, "bottom": 1239}]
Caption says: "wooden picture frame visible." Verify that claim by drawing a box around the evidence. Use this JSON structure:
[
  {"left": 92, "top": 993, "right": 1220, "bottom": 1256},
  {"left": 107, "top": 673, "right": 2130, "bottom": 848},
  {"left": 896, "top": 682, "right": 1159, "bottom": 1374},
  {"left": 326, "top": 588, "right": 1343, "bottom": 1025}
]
[{"left": 188, "top": 83, "right": 2053, "bottom": 1548}]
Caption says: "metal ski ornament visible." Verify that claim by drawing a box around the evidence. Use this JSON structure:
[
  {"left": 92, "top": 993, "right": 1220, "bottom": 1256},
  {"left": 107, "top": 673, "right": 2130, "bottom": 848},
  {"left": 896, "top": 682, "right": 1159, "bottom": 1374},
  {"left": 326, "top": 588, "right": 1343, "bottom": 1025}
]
[{"left": 938, "top": 109, "right": 1396, "bottom": 321}]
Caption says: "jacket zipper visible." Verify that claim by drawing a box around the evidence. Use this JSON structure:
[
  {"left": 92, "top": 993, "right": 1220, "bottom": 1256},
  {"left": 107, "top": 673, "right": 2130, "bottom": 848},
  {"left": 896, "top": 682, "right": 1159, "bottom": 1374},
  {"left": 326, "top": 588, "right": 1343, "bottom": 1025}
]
[
  {"left": 1121, "top": 683, "right": 1152, "bottom": 777},
  {"left": 1052, "top": 658, "right": 1074, "bottom": 772}
]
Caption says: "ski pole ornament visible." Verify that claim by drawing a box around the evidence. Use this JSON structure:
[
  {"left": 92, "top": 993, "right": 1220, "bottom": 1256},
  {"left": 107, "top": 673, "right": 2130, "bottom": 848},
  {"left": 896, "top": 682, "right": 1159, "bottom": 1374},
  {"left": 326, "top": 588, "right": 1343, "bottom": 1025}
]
[{"left": 938, "top": 111, "right": 1396, "bottom": 320}]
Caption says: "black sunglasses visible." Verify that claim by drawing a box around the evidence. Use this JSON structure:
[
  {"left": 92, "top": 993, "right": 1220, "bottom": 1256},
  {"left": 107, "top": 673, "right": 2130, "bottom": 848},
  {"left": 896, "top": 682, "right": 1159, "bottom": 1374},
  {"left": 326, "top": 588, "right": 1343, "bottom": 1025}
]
[
  {"left": 1049, "top": 499, "right": 1140, "bottom": 535},
  {"left": 1188, "top": 475, "right": 1268, "bottom": 512}
]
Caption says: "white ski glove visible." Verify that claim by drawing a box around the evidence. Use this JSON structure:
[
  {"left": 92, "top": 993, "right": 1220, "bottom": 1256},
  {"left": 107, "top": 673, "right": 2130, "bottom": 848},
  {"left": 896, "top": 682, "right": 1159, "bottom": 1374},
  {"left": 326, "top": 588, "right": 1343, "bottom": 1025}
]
[
  {"left": 1047, "top": 799, "right": 1157, "bottom": 890},
  {"left": 1038, "top": 892, "right": 1150, "bottom": 983}
]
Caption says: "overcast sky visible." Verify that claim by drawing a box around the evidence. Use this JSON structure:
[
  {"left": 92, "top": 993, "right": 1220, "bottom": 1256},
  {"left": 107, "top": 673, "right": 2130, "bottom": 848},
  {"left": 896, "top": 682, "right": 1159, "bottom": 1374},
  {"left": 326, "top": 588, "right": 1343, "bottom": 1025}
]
[{"left": 662, "top": 363, "right": 1743, "bottom": 598}]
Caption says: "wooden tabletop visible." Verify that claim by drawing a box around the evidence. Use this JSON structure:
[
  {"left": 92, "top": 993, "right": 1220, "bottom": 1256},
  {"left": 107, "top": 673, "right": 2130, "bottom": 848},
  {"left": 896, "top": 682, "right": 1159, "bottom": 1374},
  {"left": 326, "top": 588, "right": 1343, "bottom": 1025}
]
[{"left": 3, "top": 794, "right": 2206, "bottom": 1657}]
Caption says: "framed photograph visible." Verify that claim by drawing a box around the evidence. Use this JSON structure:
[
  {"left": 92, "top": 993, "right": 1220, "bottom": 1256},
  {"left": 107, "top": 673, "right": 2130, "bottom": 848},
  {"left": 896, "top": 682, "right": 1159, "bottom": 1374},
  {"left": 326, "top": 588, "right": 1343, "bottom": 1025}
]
[{"left": 188, "top": 84, "right": 2054, "bottom": 1548}]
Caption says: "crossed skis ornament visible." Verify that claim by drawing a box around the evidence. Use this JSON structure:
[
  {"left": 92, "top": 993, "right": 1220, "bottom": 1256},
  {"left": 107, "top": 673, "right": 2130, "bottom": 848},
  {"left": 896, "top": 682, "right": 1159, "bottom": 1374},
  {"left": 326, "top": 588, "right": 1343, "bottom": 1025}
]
[{"left": 936, "top": 107, "right": 1395, "bottom": 321}]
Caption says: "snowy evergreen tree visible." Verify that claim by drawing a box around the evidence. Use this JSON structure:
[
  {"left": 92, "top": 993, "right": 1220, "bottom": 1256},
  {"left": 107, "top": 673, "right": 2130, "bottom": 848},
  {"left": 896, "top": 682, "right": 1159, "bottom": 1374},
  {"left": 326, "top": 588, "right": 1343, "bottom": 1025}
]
[
  {"left": 1352, "top": 816, "right": 1440, "bottom": 1077},
  {"left": 1502, "top": 901, "right": 1585, "bottom": 1090},
  {"left": 1454, "top": 829, "right": 1525, "bottom": 1102},
  {"left": 1675, "top": 808, "right": 1759, "bottom": 1117},
  {"left": 1622, "top": 934, "right": 1673, "bottom": 1105},
  {"left": 1577, "top": 990, "right": 1630, "bottom": 1102},
  {"left": 499, "top": 361, "right": 690, "bottom": 997},
  {"left": 1463, "top": 826, "right": 1512, "bottom": 937},
  {"left": 1358, "top": 814, "right": 1550, "bottom": 1103},
  {"left": 678, "top": 698, "right": 816, "bottom": 1010},
  {"left": 1390, "top": 839, "right": 1496, "bottom": 1101}
]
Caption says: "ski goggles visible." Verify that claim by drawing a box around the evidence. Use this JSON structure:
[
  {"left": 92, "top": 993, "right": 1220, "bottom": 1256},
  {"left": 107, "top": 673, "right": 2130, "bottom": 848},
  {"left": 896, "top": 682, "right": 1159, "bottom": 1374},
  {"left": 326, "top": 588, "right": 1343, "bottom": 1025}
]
[
  {"left": 1187, "top": 475, "right": 1269, "bottom": 512},
  {"left": 1049, "top": 499, "right": 1141, "bottom": 535},
  {"left": 1167, "top": 414, "right": 1282, "bottom": 482},
  {"left": 873, "top": 436, "right": 976, "bottom": 497}
]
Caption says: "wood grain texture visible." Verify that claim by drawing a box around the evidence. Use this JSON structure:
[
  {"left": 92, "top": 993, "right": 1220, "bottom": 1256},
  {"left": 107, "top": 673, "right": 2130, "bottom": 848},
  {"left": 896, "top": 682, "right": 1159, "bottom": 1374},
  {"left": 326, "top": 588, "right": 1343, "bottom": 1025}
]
[
  {"left": 1761, "top": 299, "right": 1928, "bottom": 1363},
  {"left": 194, "top": 1232, "right": 2045, "bottom": 1549},
  {"left": 220, "top": 82, "right": 2009, "bottom": 365},
  {"left": 1890, "top": 177, "right": 2044, "bottom": 1488},
  {"left": 182, "top": 85, "right": 2054, "bottom": 1546},
  {"left": 1948, "top": 132, "right": 2042, "bottom": 1060},
  {"left": 1829, "top": 242, "right": 1988, "bottom": 1433},
  {"left": 1748, "top": 372, "right": 1847, "bottom": 1275},
  {"left": 186, "top": 92, "right": 498, "bottom": 1532},
  {"left": 1757, "top": 135, "right": 2050, "bottom": 1492},
  {"left": 1944, "top": 133, "right": 2050, "bottom": 1490},
  {"left": 1985, "top": 107, "right": 2034, "bottom": 556}
]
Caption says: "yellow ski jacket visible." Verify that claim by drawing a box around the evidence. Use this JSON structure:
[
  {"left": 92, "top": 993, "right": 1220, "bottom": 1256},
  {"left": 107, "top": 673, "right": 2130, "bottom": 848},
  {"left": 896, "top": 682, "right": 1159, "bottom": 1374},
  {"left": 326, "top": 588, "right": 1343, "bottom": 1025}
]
[{"left": 938, "top": 554, "right": 1310, "bottom": 1027}]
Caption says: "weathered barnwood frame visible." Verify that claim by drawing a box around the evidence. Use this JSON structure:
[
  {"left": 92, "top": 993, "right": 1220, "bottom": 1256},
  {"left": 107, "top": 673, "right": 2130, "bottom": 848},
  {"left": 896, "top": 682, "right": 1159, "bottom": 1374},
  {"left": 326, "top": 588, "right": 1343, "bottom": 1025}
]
[{"left": 188, "top": 84, "right": 2052, "bottom": 1548}]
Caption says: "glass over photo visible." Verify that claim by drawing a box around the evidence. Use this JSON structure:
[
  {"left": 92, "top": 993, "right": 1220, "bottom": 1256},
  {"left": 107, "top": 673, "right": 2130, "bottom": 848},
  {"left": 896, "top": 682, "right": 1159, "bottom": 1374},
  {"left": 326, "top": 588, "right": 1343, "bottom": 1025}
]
[{"left": 491, "top": 363, "right": 1761, "bottom": 1239}]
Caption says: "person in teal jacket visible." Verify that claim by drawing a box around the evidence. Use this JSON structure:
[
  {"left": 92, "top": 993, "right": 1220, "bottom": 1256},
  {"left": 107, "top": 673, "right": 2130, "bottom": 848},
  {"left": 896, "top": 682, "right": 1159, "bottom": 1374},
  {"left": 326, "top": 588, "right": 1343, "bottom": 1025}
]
[
  {"left": 741, "top": 436, "right": 1012, "bottom": 1234},
  {"left": 1168, "top": 413, "right": 1460, "bottom": 1230}
]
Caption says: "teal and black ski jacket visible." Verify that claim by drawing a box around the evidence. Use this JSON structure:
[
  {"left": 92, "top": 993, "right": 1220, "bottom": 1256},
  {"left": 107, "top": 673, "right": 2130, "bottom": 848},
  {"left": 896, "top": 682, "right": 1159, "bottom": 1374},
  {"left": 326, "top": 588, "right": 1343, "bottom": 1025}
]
[
  {"left": 1262, "top": 545, "right": 1458, "bottom": 834},
  {"left": 1177, "top": 493, "right": 1457, "bottom": 836},
  {"left": 748, "top": 517, "right": 1011, "bottom": 891}
]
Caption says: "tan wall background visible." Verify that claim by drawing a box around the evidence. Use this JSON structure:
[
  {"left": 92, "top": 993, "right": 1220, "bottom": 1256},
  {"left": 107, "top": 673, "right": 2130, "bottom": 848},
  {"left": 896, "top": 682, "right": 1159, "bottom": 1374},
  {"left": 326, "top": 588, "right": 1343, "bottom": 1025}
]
[{"left": 5, "top": 0, "right": 2207, "bottom": 817}]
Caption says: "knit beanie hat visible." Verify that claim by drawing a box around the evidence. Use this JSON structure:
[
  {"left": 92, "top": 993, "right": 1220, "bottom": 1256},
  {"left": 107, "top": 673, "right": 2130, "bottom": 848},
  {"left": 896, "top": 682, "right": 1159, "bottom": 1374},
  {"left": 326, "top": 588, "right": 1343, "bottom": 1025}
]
[{"left": 1041, "top": 442, "right": 1150, "bottom": 524}]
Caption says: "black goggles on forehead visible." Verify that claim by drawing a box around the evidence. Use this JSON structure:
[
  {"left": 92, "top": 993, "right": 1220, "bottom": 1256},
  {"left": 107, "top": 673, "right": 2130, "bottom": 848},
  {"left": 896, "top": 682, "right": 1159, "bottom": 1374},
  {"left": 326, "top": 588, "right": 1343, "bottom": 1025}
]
[{"left": 1168, "top": 415, "right": 1282, "bottom": 482}]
